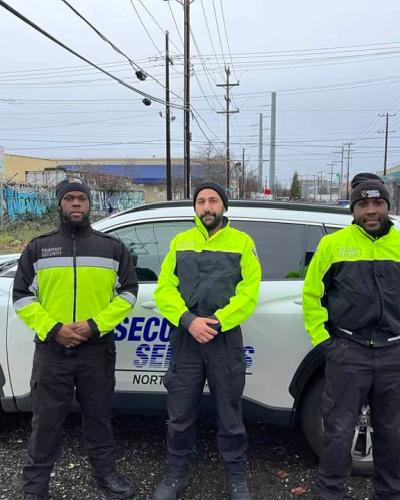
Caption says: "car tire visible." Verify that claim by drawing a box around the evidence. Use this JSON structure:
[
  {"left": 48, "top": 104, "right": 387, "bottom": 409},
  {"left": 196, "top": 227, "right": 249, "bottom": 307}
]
[{"left": 301, "top": 375, "right": 374, "bottom": 476}]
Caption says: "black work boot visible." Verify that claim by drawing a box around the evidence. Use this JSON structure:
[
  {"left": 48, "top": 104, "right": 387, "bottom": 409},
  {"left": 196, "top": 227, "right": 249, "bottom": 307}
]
[
  {"left": 152, "top": 474, "right": 187, "bottom": 500},
  {"left": 224, "top": 477, "right": 251, "bottom": 500},
  {"left": 95, "top": 471, "right": 138, "bottom": 499}
]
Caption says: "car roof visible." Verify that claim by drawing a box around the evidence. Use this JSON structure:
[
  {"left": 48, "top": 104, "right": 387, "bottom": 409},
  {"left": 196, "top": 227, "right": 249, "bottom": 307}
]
[{"left": 94, "top": 199, "right": 355, "bottom": 231}]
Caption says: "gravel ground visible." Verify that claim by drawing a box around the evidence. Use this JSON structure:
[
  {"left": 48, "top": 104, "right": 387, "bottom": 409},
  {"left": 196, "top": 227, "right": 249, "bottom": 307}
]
[{"left": 0, "top": 413, "right": 373, "bottom": 500}]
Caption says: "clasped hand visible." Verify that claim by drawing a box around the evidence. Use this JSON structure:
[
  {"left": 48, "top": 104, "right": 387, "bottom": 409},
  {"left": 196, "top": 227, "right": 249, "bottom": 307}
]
[{"left": 55, "top": 321, "right": 93, "bottom": 347}]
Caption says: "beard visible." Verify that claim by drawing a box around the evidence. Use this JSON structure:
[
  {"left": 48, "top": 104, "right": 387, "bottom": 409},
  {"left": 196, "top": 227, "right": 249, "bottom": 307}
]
[
  {"left": 200, "top": 211, "right": 224, "bottom": 231},
  {"left": 354, "top": 214, "right": 390, "bottom": 237},
  {"left": 60, "top": 209, "right": 90, "bottom": 228}
]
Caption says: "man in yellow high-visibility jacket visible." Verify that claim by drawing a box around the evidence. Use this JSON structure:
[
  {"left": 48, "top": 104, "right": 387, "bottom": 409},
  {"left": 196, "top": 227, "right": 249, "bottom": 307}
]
[
  {"left": 303, "top": 173, "right": 400, "bottom": 499},
  {"left": 153, "top": 181, "right": 261, "bottom": 500},
  {"left": 13, "top": 177, "right": 139, "bottom": 500}
]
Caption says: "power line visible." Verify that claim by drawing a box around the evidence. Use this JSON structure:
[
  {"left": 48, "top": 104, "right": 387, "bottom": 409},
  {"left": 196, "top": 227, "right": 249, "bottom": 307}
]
[
  {"left": 211, "top": 0, "right": 227, "bottom": 69},
  {"left": 61, "top": 0, "right": 183, "bottom": 100},
  {"left": 200, "top": 0, "right": 224, "bottom": 78},
  {"left": 219, "top": 0, "right": 238, "bottom": 81},
  {"left": 0, "top": 0, "right": 184, "bottom": 110},
  {"left": 129, "top": 0, "right": 163, "bottom": 57},
  {"left": 136, "top": 0, "right": 182, "bottom": 54},
  {"left": 167, "top": 1, "right": 184, "bottom": 48}
]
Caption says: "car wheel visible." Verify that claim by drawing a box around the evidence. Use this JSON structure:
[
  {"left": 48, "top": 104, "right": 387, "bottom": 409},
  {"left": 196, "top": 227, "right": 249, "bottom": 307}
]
[{"left": 301, "top": 376, "right": 374, "bottom": 476}]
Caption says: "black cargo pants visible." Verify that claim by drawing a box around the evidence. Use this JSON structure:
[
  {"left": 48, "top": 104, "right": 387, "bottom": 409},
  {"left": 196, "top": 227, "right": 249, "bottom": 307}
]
[
  {"left": 163, "top": 325, "right": 247, "bottom": 478},
  {"left": 23, "top": 340, "right": 116, "bottom": 495},
  {"left": 316, "top": 338, "right": 400, "bottom": 500}
]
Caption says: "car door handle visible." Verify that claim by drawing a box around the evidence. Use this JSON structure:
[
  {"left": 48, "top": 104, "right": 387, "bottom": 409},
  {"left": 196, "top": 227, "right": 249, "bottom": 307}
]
[
  {"left": 142, "top": 301, "right": 157, "bottom": 309},
  {"left": 294, "top": 299, "right": 303, "bottom": 305}
]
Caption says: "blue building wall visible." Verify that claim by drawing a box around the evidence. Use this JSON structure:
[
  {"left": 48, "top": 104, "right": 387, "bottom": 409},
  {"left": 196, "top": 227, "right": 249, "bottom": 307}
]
[{"left": 62, "top": 163, "right": 217, "bottom": 184}]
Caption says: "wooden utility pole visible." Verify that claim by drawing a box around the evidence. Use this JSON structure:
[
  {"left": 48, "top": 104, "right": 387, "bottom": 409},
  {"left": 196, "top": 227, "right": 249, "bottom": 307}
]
[
  {"left": 269, "top": 91, "right": 276, "bottom": 194},
  {"left": 327, "top": 162, "right": 335, "bottom": 202},
  {"left": 165, "top": 31, "right": 172, "bottom": 200},
  {"left": 378, "top": 112, "right": 396, "bottom": 175},
  {"left": 183, "top": 0, "right": 193, "bottom": 198},
  {"left": 217, "top": 66, "right": 239, "bottom": 190},
  {"left": 343, "top": 142, "right": 353, "bottom": 199},
  {"left": 241, "top": 148, "right": 245, "bottom": 198}
]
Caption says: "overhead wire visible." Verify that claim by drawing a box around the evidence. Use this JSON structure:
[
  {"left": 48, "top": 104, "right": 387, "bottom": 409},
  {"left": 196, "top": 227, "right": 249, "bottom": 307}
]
[
  {"left": 219, "top": 0, "right": 238, "bottom": 81},
  {"left": 0, "top": 0, "right": 184, "bottom": 109},
  {"left": 200, "top": 0, "right": 224, "bottom": 78},
  {"left": 61, "top": 0, "right": 184, "bottom": 101},
  {"left": 167, "top": 1, "right": 184, "bottom": 48},
  {"left": 211, "top": 0, "right": 227, "bottom": 69}
]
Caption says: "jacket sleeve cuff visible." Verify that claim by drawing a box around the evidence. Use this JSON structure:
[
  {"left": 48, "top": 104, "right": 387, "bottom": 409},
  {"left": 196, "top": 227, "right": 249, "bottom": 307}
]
[
  {"left": 210, "top": 314, "right": 222, "bottom": 332},
  {"left": 87, "top": 318, "right": 100, "bottom": 337},
  {"left": 46, "top": 322, "right": 63, "bottom": 342},
  {"left": 179, "top": 311, "right": 197, "bottom": 330}
]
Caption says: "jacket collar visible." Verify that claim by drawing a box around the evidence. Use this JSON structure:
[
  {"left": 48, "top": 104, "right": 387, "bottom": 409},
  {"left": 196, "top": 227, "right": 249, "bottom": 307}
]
[
  {"left": 59, "top": 219, "right": 93, "bottom": 237},
  {"left": 353, "top": 219, "right": 393, "bottom": 241},
  {"left": 194, "top": 215, "right": 229, "bottom": 240}
]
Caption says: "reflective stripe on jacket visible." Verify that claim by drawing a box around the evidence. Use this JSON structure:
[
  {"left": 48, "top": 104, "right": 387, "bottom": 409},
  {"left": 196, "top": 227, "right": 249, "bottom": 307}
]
[
  {"left": 303, "top": 222, "right": 400, "bottom": 347},
  {"left": 154, "top": 216, "right": 261, "bottom": 332},
  {"left": 13, "top": 223, "right": 138, "bottom": 341}
]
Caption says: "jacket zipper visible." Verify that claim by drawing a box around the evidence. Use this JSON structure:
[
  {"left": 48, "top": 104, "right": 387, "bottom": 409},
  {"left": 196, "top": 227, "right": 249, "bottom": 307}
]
[{"left": 72, "top": 229, "right": 77, "bottom": 322}]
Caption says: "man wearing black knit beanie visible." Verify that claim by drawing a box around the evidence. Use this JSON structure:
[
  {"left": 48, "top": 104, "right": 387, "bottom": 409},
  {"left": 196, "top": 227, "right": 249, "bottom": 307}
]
[
  {"left": 303, "top": 172, "right": 400, "bottom": 499},
  {"left": 13, "top": 176, "right": 139, "bottom": 500},
  {"left": 153, "top": 181, "right": 261, "bottom": 500}
]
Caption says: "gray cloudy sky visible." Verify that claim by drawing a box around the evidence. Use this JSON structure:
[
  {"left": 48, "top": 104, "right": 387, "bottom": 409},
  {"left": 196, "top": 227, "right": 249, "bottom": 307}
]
[{"left": 1, "top": 0, "right": 400, "bottom": 185}]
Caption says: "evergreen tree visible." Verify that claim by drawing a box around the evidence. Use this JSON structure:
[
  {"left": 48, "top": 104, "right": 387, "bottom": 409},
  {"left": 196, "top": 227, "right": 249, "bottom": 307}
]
[{"left": 290, "top": 171, "right": 301, "bottom": 199}]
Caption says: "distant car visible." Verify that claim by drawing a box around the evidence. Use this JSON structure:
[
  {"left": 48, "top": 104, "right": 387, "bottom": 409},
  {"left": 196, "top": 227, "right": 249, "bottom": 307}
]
[{"left": 1, "top": 200, "right": 395, "bottom": 474}]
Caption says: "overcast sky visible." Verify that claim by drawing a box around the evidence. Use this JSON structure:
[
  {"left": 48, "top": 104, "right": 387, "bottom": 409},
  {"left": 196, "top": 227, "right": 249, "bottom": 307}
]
[{"left": 1, "top": 0, "right": 400, "bottom": 185}]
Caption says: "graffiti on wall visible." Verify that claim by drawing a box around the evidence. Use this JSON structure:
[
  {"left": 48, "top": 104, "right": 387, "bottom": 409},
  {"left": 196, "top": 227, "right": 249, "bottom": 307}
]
[{"left": 1, "top": 186, "right": 144, "bottom": 220}]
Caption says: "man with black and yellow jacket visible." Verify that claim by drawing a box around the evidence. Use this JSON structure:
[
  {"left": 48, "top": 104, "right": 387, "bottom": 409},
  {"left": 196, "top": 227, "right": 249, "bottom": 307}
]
[
  {"left": 303, "top": 173, "right": 400, "bottom": 500},
  {"left": 13, "top": 177, "right": 139, "bottom": 500},
  {"left": 153, "top": 181, "right": 261, "bottom": 500}
]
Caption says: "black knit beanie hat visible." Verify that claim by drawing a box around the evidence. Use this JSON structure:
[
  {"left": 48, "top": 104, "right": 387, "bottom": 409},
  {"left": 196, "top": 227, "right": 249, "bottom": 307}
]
[
  {"left": 56, "top": 177, "right": 91, "bottom": 205},
  {"left": 349, "top": 173, "right": 390, "bottom": 212},
  {"left": 193, "top": 180, "right": 228, "bottom": 210}
]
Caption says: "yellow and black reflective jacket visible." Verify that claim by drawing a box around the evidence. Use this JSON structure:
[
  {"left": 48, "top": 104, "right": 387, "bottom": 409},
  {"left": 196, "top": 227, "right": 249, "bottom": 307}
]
[
  {"left": 154, "top": 216, "right": 261, "bottom": 332},
  {"left": 303, "top": 222, "right": 400, "bottom": 347},
  {"left": 13, "top": 222, "right": 138, "bottom": 342}
]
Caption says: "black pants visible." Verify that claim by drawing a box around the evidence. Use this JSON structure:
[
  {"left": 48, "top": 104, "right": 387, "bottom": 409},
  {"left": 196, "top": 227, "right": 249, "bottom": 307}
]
[
  {"left": 317, "top": 338, "right": 400, "bottom": 500},
  {"left": 23, "top": 340, "right": 116, "bottom": 495},
  {"left": 163, "top": 325, "right": 247, "bottom": 478}
]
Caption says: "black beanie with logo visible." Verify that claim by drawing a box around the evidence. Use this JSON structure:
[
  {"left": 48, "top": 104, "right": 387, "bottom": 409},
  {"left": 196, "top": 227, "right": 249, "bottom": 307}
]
[
  {"left": 55, "top": 177, "right": 91, "bottom": 205},
  {"left": 349, "top": 173, "right": 390, "bottom": 212}
]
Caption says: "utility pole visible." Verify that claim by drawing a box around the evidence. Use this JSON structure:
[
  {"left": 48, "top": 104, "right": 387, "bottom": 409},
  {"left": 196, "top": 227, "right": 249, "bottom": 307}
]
[
  {"left": 241, "top": 148, "right": 245, "bottom": 198},
  {"left": 269, "top": 91, "right": 276, "bottom": 194},
  {"left": 183, "top": 0, "right": 193, "bottom": 198},
  {"left": 257, "top": 113, "right": 263, "bottom": 192},
  {"left": 378, "top": 112, "right": 396, "bottom": 175},
  {"left": 165, "top": 31, "right": 172, "bottom": 200},
  {"left": 217, "top": 66, "right": 239, "bottom": 190},
  {"left": 327, "top": 162, "right": 335, "bottom": 202},
  {"left": 339, "top": 145, "right": 344, "bottom": 199},
  {"left": 343, "top": 142, "right": 353, "bottom": 199},
  {"left": 312, "top": 174, "right": 317, "bottom": 201},
  {"left": 317, "top": 170, "right": 323, "bottom": 202}
]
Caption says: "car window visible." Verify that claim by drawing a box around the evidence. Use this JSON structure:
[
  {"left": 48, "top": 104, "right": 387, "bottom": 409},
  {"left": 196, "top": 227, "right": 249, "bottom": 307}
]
[
  {"left": 231, "top": 220, "right": 324, "bottom": 280},
  {"left": 108, "top": 220, "right": 194, "bottom": 282},
  {"left": 324, "top": 225, "right": 343, "bottom": 234}
]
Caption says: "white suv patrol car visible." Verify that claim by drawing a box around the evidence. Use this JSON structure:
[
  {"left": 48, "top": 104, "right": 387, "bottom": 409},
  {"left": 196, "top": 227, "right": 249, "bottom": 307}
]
[{"left": 1, "top": 200, "right": 391, "bottom": 475}]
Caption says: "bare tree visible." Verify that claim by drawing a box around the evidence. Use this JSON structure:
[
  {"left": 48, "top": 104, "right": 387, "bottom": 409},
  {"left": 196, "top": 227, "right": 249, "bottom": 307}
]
[{"left": 192, "top": 144, "right": 227, "bottom": 187}]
